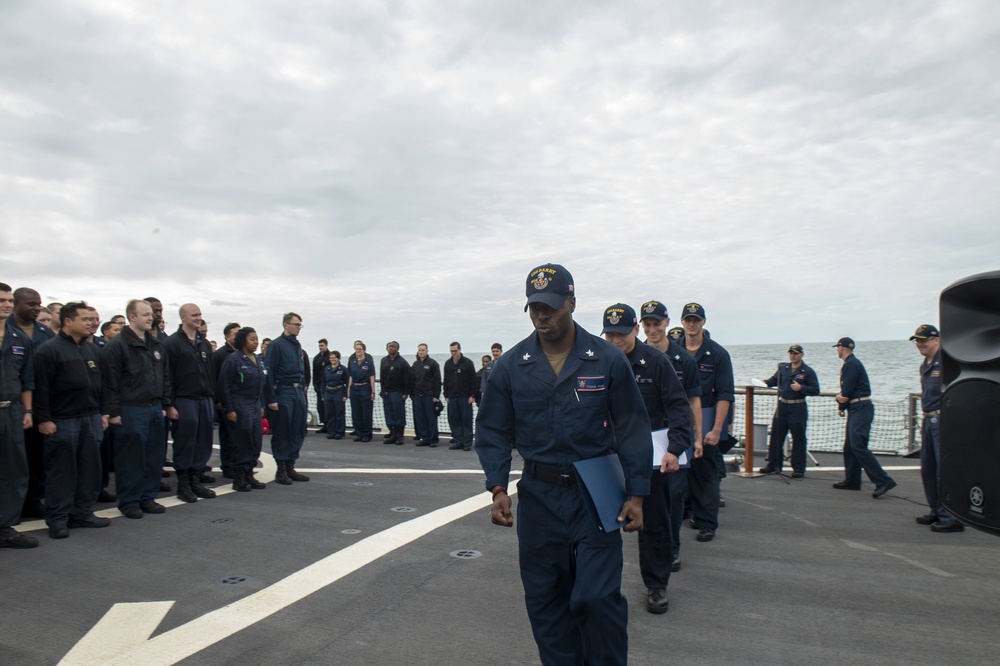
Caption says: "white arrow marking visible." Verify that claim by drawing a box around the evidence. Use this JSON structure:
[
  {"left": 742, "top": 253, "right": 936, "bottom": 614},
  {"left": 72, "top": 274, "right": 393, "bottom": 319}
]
[{"left": 59, "top": 486, "right": 514, "bottom": 665}]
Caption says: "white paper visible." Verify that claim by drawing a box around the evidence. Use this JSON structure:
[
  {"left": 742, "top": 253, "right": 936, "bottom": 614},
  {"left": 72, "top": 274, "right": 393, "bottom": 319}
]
[
  {"left": 751, "top": 377, "right": 769, "bottom": 388},
  {"left": 651, "top": 428, "right": 669, "bottom": 468}
]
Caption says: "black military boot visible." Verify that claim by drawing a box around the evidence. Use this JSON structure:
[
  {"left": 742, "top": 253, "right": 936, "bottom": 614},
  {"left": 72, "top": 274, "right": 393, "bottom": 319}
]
[
  {"left": 175, "top": 468, "right": 197, "bottom": 503},
  {"left": 382, "top": 428, "right": 397, "bottom": 445},
  {"left": 274, "top": 460, "right": 292, "bottom": 485},
  {"left": 188, "top": 469, "right": 217, "bottom": 499},
  {"left": 395, "top": 426, "right": 406, "bottom": 445},
  {"left": 246, "top": 468, "right": 266, "bottom": 490},
  {"left": 285, "top": 461, "right": 310, "bottom": 482},
  {"left": 232, "top": 467, "right": 251, "bottom": 492}
]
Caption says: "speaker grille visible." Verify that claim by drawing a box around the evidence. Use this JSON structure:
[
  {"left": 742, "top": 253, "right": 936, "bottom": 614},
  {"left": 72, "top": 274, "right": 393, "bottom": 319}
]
[{"left": 941, "top": 379, "right": 1000, "bottom": 536}]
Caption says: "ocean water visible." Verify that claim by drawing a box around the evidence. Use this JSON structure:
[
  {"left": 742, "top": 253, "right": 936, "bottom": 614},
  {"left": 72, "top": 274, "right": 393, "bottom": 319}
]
[
  {"left": 451, "top": 339, "right": 922, "bottom": 401},
  {"left": 342, "top": 340, "right": 923, "bottom": 454}
]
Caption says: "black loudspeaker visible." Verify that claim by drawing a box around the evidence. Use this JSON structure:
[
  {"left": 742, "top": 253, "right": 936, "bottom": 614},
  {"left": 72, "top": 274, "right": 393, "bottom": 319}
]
[{"left": 940, "top": 269, "right": 1000, "bottom": 537}]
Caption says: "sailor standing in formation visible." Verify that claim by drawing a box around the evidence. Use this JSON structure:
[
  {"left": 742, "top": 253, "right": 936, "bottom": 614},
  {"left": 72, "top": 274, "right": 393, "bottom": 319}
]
[{"left": 758, "top": 344, "right": 820, "bottom": 478}]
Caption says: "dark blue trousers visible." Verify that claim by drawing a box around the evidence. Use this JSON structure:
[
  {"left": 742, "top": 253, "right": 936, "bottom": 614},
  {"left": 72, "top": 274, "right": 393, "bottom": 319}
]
[
  {"left": 226, "top": 399, "right": 263, "bottom": 469},
  {"left": 447, "top": 398, "right": 473, "bottom": 445},
  {"left": 412, "top": 396, "right": 438, "bottom": 443},
  {"left": 349, "top": 393, "right": 373, "bottom": 439},
  {"left": 843, "top": 401, "right": 892, "bottom": 487},
  {"left": 43, "top": 414, "right": 102, "bottom": 526},
  {"left": 271, "top": 387, "right": 307, "bottom": 461},
  {"left": 217, "top": 406, "right": 232, "bottom": 472},
  {"left": 99, "top": 425, "right": 114, "bottom": 488},
  {"left": 920, "top": 416, "right": 954, "bottom": 523},
  {"left": 0, "top": 404, "right": 28, "bottom": 528},
  {"left": 767, "top": 404, "right": 808, "bottom": 473},
  {"left": 315, "top": 390, "right": 325, "bottom": 426},
  {"left": 24, "top": 425, "right": 45, "bottom": 502},
  {"left": 382, "top": 391, "right": 405, "bottom": 430},
  {"left": 171, "top": 396, "right": 215, "bottom": 471},
  {"left": 689, "top": 445, "right": 721, "bottom": 530},
  {"left": 517, "top": 473, "right": 628, "bottom": 666},
  {"left": 669, "top": 468, "right": 688, "bottom": 560},
  {"left": 114, "top": 404, "right": 166, "bottom": 509},
  {"left": 323, "top": 397, "right": 346, "bottom": 437},
  {"left": 639, "top": 469, "right": 674, "bottom": 589}
]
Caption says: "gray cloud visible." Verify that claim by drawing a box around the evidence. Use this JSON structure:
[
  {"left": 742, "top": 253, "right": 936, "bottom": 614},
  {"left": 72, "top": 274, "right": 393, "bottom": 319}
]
[{"left": 2, "top": 1, "right": 998, "bottom": 350}]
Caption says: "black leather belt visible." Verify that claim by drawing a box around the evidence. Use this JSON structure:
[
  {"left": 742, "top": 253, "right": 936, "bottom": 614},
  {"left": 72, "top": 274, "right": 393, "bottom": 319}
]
[
  {"left": 275, "top": 381, "right": 301, "bottom": 388},
  {"left": 523, "top": 461, "right": 576, "bottom": 486},
  {"left": 779, "top": 398, "right": 805, "bottom": 404}
]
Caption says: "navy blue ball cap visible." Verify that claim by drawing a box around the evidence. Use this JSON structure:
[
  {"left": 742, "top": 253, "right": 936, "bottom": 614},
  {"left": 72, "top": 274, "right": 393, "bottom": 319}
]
[
  {"left": 833, "top": 337, "right": 855, "bottom": 349},
  {"left": 788, "top": 344, "right": 804, "bottom": 354},
  {"left": 524, "top": 263, "right": 575, "bottom": 311},
  {"left": 640, "top": 300, "right": 668, "bottom": 321},
  {"left": 909, "top": 324, "right": 939, "bottom": 341},
  {"left": 602, "top": 303, "right": 638, "bottom": 335},
  {"left": 667, "top": 327, "right": 684, "bottom": 341},
  {"left": 681, "top": 302, "right": 706, "bottom": 321}
]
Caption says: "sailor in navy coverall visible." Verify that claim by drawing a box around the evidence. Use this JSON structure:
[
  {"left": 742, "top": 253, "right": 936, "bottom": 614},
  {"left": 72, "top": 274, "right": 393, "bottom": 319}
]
[
  {"left": 476, "top": 264, "right": 649, "bottom": 666},
  {"left": 7, "top": 290, "right": 54, "bottom": 519},
  {"left": 640, "top": 300, "right": 703, "bottom": 568},
  {"left": 217, "top": 327, "right": 276, "bottom": 490},
  {"left": 0, "top": 292, "right": 36, "bottom": 546},
  {"left": 162, "top": 304, "right": 217, "bottom": 500},
  {"left": 410, "top": 344, "right": 442, "bottom": 446},
  {"left": 32, "top": 304, "right": 108, "bottom": 534},
  {"left": 266, "top": 314, "right": 310, "bottom": 483},
  {"left": 681, "top": 303, "right": 734, "bottom": 542},
  {"left": 760, "top": 344, "right": 820, "bottom": 476},
  {"left": 602, "top": 302, "right": 691, "bottom": 615},
  {"left": 102, "top": 300, "right": 173, "bottom": 515},
  {"left": 379, "top": 341, "right": 411, "bottom": 444},
  {"left": 322, "top": 352, "right": 349, "bottom": 439},
  {"left": 347, "top": 343, "right": 376, "bottom": 442},
  {"left": 910, "top": 325, "right": 961, "bottom": 531},
  {"left": 833, "top": 338, "right": 895, "bottom": 496}
]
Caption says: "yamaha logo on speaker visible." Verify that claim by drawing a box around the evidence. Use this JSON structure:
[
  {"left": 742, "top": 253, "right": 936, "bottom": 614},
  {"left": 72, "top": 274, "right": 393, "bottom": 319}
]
[{"left": 970, "top": 486, "right": 985, "bottom": 515}]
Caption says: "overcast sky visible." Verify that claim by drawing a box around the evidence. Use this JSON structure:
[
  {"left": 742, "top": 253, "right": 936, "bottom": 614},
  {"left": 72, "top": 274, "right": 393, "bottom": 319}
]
[{"left": 2, "top": 1, "right": 998, "bottom": 353}]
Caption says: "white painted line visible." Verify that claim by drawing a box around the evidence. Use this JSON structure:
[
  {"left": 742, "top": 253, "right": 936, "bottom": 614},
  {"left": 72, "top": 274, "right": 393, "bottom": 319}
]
[
  {"left": 20, "top": 457, "right": 278, "bottom": 533},
  {"left": 296, "top": 468, "right": 524, "bottom": 475},
  {"left": 59, "top": 487, "right": 513, "bottom": 665},
  {"left": 882, "top": 551, "right": 956, "bottom": 578},
  {"left": 842, "top": 539, "right": 954, "bottom": 577},
  {"left": 744, "top": 465, "right": 921, "bottom": 474}
]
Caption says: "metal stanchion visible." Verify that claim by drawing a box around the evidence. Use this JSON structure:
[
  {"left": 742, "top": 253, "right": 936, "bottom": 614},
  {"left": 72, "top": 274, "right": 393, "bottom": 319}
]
[{"left": 732, "top": 385, "right": 765, "bottom": 478}]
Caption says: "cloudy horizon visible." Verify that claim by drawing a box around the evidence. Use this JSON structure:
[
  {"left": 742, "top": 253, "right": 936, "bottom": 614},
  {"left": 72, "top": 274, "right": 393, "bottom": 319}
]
[{"left": 3, "top": 1, "right": 998, "bottom": 352}]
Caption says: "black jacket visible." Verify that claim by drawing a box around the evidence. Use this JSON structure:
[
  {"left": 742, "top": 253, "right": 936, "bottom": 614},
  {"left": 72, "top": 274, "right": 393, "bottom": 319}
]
[
  {"left": 102, "top": 327, "right": 172, "bottom": 418},
  {"left": 312, "top": 352, "right": 329, "bottom": 392},
  {"left": 213, "top": 343, "right": 237, "bottom": 382},
  {"left": 32, "top": 333, "right": 103, "bottom": 421},
  {"left": 163, "top": 328, "right": 215, "bottom": 399},
  {"left": 411, "top": 356, "right": 441, "bottom": 397},
  {"left": 443, "top": 354, "right": 477, "bottom": 398},
  {"left": 380, "top": 354, "right": 412, "bottom": 394}
]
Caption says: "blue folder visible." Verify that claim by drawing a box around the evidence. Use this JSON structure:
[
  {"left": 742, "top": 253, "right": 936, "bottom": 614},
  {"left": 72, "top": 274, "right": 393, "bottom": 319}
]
[
  {"left": 702, "top": 406, "right": 733, "bottom": 451},
  {"left": 573, "top": 453, "right": 627, "bottom": 533}
]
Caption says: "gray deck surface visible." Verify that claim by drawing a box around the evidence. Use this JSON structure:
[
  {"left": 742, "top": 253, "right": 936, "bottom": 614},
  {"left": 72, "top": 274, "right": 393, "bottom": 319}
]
[{"left": 2, "top": 431, "right": 998, "bottom": 665}]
